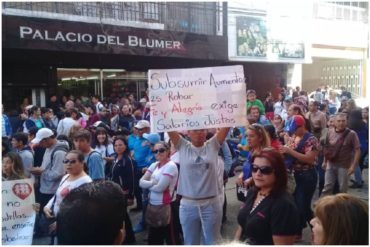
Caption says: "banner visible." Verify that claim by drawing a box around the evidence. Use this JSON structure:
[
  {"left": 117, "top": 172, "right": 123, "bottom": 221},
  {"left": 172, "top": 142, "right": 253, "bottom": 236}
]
[
  {"left": 148, "top": 65, "right": 247, "bottom": 132},
  {"left": 228, "top": 0, "right": 312, "bottom": 63},
  {"left": 2, "top": 179, "right": 36, "bottom": 245}
]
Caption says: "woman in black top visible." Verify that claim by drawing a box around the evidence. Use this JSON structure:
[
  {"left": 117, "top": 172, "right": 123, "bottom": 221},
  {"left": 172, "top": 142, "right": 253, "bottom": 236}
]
[
  {"left": 111, "top": 136, "right": 135, "bottom": 204},
  {"left": 110, "top": 135, "right": 136, "bottom": 244},
  {"left": 234, "top": 148, "right": 300, "bottom": 245}
]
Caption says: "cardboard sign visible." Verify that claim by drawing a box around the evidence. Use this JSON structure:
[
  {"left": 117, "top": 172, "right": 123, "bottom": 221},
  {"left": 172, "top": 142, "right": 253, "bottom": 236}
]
[
  {"left": 148, "top": 65, "right": 247, "bottom": 132},
  {"left": 2, "top": 179, "right": 36, "bottom": 245}
]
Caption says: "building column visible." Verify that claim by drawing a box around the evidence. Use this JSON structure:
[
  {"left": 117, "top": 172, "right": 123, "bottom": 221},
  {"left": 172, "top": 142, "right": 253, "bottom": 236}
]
[{"left": 287, "top": 64, "right": 302, "bottom": 90}]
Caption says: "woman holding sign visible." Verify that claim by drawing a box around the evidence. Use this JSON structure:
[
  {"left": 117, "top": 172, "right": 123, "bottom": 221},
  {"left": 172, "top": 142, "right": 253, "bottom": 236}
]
[
  {"left": 2, "top": 152, "right": 26, "bottom": 180},
  {"left": 168, "top": 127, "right": 229, "bottom": 245}
]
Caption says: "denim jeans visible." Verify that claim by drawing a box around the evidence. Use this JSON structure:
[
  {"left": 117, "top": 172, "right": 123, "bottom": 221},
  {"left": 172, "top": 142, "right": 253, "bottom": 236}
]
[
  {"left": 138, "top": 188, "right": 149, "bottom": 227},
  {"left": 293, "top": 168, "right": 318, "bottom": 232},
  {"left": 354, "top": 150, "right": 367, "bottom": 185},
  {"left": 315, "top": 153, "right": 325, "bottom": 197},
  {"left": 134, "top": 167, "right": 144, "bottom": 209},
  {"left": 134, "top": 166, "right": 149, "bottom": 228},
  {"left": 354, "top": 166, "right": 363, "bottom": 185},
  {"left": 179, "top": 197, "right": 222, "bottom": 245}
]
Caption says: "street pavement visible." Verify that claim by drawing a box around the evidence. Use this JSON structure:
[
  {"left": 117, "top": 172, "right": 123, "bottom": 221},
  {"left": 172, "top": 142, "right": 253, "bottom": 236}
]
[{"left": 33, "top": 169, "right": 368, "bottom": 245}]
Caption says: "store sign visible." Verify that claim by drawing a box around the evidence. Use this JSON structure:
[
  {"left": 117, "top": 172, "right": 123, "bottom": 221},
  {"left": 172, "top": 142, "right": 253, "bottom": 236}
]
[
  {"left": 3, "top": 16, "right": 227, "bottom": 60},
  {"left": 148, "top": 65, "right": 247, "bottom": 132},
  {"left": 2, "top": 179, "right": 36, "bottom": 245},
  {"left": 228, "top": 1, "right": 312, "bottom": 63},
  {"left": 19, "top": 26, "right": 183, "bottom": 49}
]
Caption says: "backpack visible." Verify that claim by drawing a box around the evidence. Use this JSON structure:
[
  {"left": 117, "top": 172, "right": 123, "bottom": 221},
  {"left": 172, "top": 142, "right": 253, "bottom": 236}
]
[
  {"left": 104, "top": 146, "right": 113, "bottom": 178},
  {"left": 323, "top": 128, "right": 351, "bottom": 162},
  {"left": 50, "top": 145, "right": 69, "bottom": 167}
]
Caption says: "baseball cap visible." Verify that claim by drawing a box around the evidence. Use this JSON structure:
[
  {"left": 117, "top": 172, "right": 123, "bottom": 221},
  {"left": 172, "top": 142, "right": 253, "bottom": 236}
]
[
  {"left": 31, "top": 128, "right": 54, "bottom": 144},
  {"left": 135, "top": 120, "right": 150, "bottom": 129},
  {"left": 93, "top": 121, "right": 103, "bottom": 128},
  {"left": 288, "top": 115, "right": 305, "bottom": 135},
  {"left": 143, "top": 133, "right": 160, "bottom": 145}
]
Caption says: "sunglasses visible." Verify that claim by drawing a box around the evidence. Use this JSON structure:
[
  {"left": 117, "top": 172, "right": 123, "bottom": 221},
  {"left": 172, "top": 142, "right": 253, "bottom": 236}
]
[
  {"left": 63, "top": 159, "right": 78, "bottom": 164},
  {"left": 153, "top": 148, "right": 166, "bottom": 154},
  {"left": 251, "top": 164, "right": 274, "bottom": 175}
]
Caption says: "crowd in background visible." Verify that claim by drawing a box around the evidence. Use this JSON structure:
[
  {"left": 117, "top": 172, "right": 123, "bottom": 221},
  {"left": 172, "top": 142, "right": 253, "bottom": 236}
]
[{"left": 1, "top": 84, "right": 368, "bottom": 245}]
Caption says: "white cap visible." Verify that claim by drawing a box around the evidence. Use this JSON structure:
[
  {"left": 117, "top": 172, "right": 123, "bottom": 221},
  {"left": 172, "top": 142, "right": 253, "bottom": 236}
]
[
  {"left": 31, "top": 128, "right": 54, "bottom": 144},
  {"left": 134, "top": 120, "right": 150, "bottom": 129},
  {"left": 93, "top": 121, "right": 103, "bottom": 128}
]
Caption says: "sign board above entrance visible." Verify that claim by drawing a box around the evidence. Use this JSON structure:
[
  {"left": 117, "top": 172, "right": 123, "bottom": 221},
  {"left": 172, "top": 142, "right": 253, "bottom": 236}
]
[{"left": 3, "top": 16, "right": 227, "bottom": 60}]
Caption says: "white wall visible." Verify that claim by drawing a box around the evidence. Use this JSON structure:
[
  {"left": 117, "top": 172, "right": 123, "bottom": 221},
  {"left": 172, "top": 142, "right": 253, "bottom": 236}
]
[{"left": 312, "top": 19, "right": 368, "bottom": 48}]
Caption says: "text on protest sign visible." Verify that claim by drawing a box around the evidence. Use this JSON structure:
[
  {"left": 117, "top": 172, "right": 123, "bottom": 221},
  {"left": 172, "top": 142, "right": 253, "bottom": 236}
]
[
  {"left": 2, "top": 179, "right": 36, "bottom": 245},
  {"left": 148, "top": 65, "right": 247, "bottom": 132}
]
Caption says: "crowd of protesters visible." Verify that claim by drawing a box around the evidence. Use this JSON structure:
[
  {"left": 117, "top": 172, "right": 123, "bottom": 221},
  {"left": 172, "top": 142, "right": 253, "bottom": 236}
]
[{"left": 1, "top": 84, "right": 368, "bottom": 245}]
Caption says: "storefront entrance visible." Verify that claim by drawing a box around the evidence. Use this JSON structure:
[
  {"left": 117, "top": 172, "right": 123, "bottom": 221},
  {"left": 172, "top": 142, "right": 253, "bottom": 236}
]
[{"left": 57, "top": 68, "right": 148, "bottom": 101}]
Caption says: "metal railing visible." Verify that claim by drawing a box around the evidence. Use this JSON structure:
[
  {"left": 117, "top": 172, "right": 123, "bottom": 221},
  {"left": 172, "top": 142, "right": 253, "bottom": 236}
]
[{"left": 2, "top": 2, "right": 225, "bottom": 36}]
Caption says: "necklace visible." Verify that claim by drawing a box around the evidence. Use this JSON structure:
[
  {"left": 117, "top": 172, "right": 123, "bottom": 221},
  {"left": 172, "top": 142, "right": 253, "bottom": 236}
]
[
  {"left": 250, "top": 193, "right": 268, "bottom": 214},
  {"left": 258, "top": 191, "right": 269, "bottom": 197},
  {"left": 250, "top": 197, "right": 265, "bottom": 214}
]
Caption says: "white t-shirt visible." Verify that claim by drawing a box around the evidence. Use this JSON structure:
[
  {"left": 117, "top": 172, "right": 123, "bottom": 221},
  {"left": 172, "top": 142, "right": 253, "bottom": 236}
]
[
  {"left": 96, "top": 102, "right": 104, "bottom": 113},
  {"left": 94, "top": 143, "right": 115, "bottom": 165},
  {"left": 147, "top": 161, "right": 178, "bottom": 205},
  {"left": 176, "top": 135, "right": 222, "bottom": 199},
  {"left": 57, "top": 117, "right": 77, "bottom": 136},
  {"left": 46, "top": 174, "right": 92, "bottom": 216},
  {"left": 273, "top": 101, "right": 285, "bottom": 116}
]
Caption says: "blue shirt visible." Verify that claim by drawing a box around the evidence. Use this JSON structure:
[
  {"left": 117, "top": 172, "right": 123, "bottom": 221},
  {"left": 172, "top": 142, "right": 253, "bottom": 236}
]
[
  {"left": 258, "top": 115, "right": 271, "bottom": 126},
  {"left": 239, "top": 127, "right": 250, "bottom": 158},
  {"left": 284, "top": 116, "right": 292, "bottom": 132},
  {"left": 2, "top": 114, "right": 12, "bottom": 137},
  {"left": 128, "top": 134, "right": 138, "bottom": 151},
  {"left": 242, "top": 152, "right": 253, "bottom": 180},
  {"left": 132, "top": 136, "right": 155, "bottom": 168},
  {"left": 85, "top": 151, "right": 104, "bottom": 180}
]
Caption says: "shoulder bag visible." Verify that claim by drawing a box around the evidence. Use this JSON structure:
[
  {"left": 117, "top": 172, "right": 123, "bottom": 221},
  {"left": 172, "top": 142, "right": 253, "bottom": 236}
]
[
  {"left": 145, "top": 163, "right": 174, "bottom": 227},
  {"left": 324, "top": 128, "right": 350, "bottom": 161}
]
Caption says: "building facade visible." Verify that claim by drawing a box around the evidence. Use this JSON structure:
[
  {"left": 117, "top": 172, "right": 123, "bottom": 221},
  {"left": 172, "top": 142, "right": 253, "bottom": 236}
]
[
  {"left": 2, "top": 2, "right": 228, "bottom": 110},
  {"left": 3, "top": 1, "right": 367, "bottom": 113},
  {"left": 226, "top": 0, "right": 368, "bottom": 101},
  {"left": 302, "top": 1, "right": 368, "bottom": 99}
]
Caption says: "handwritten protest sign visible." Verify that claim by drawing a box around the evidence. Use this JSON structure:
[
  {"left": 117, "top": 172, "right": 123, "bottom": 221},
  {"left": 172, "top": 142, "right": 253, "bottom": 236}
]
[
  {"left": 2, "top": 179, "right": 36, "bottom": 245},
  {"left": 148, "top": 65, "right": 247, "bottom": 132}
]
